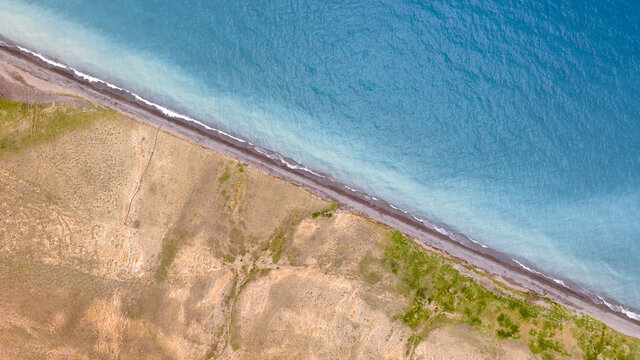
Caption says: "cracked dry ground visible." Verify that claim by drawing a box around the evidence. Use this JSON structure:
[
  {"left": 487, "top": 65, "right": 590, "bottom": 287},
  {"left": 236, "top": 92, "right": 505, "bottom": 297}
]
[{"left": 0, "top": 102, "right": 537, "bottom": 359}]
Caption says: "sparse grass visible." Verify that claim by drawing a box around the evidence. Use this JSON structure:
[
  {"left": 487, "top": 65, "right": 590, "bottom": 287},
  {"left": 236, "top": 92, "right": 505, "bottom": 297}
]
[
  {"left": 267, "top": 212, "right": 310, "bottom": 264},
  {"left": 228, "top": 265, "right": 274, "bottom": 351},
  {"left": 229, "top": 227, "right": 246, "bottom": 256},
  {"left": 269, "top": 233, "right": 287, "bottom": 264},
  {"left": 218, "top": 171, "right": 231, "bottom": 183},
  {"left": 155, "top": 231, "right": 188, "bottom": 281},
  {"left": 358, "top": 254, "right": 382, "bottom": 285},
  {"left": 0, "top": 97, "right": 106, "bottom": 154}
]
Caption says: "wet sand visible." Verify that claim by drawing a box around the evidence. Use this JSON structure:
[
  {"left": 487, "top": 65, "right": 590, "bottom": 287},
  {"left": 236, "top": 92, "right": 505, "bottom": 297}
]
[{"left": 0, "top": 41, "right": 638, "bottom": 339}]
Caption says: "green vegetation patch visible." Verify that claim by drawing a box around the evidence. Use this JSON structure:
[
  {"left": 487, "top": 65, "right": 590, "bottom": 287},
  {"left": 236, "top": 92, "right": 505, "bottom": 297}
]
[
  {"left": 381, "top": 230, "right": 640, "bottom": 358},
  {"left": 269, "top": 233, "right": 288, "bottom": 264},
  {"left": 311, "top": 201, "right": 338, "bottom": 218},
  {"left": 572, "top": 318, "right": 640, "bottom": 360},
  {"left": 0, "top": 97, "right": 107, "bottom": 154},
  {"left": 528, "top": 320, "right": 564, "bottom": 355},
  {"left": 268, "top": 211, "right": 311, "bottom": 264},
  {"left": 403, "top": 298, "right": 431, "bottom": 330},
  {"left": 218, "top": 171, "right": 231, "bottom": 183},
  {"left": 496, "top": 313, "right": 519, "bottom": 339}
]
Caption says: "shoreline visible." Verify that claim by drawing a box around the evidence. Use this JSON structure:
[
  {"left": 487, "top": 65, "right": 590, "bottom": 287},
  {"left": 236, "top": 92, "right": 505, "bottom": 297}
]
[{"left": 1, "top": 39, "right": 639, "bottom": 339}]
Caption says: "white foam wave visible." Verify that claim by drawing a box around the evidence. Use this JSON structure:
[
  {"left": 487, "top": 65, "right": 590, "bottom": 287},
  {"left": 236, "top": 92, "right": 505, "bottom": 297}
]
[
  {"left": 254, "top": 147, "right": 325, "bottom": 177},
  {"left": 513, "top": 259, "right": 542, "bottom": 275},
  {"left": 553, "top": 278, "right": 568, "bottom": 288},
  {"left": 468, "top": 237, "right": 488, "bottom": 248},
  {"left": 511, "top": 259, "right": 640, "bottom": 322},
  {"left": 597, "top": 296, "right": 640, "bottom": 321},
  {"left": 434, "top": 226, "right": 449, "bottom": 235},
  {"left": 513, "top": 259, "right": 569, "bottom": 288},
  {"left": 411, "top": 215, "right": 425, "bottom": 223}
]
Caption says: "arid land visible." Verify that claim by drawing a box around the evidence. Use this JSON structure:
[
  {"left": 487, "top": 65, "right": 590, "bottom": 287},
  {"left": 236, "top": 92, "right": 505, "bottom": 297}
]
[{"left": 0, "top": 46, "right": 639, "bottom": 359}]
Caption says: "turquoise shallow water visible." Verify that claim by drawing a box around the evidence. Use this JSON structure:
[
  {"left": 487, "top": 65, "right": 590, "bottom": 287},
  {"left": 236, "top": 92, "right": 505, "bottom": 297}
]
[{"left": 1, "top": 0, "right": 639, "bottom": 316}]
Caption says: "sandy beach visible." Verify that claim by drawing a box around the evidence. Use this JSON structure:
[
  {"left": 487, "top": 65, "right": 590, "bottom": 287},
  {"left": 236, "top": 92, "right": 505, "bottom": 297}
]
[{"left": 1, "top": 40, "right": 638, "bottom": 340}]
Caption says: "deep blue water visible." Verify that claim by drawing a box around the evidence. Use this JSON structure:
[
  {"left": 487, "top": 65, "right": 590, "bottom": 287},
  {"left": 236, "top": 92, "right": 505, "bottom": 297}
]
[{"left": 1, "top": 0, "right": 639, "bottom": 315}]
